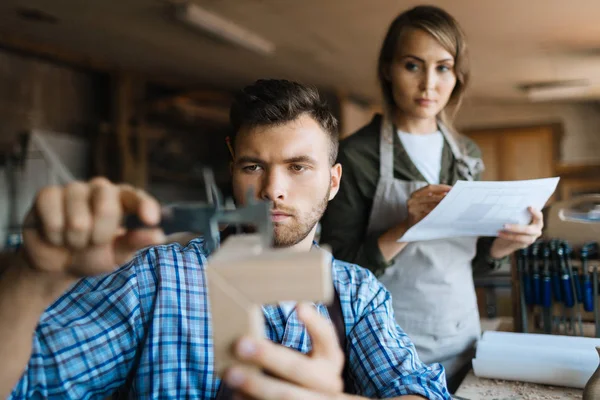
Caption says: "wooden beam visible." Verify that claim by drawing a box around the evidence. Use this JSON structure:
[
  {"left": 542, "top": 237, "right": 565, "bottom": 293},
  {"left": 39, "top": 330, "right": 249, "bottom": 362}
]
[
  {"left": 0, "top": 31, "right": 195, "bottom": 89},
  {"left": 0, "top": 30, "right": 111, "bottom": 72}
]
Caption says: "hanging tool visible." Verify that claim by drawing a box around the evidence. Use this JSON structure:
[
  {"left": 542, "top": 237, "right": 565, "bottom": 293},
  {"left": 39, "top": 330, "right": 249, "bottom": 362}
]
[
  {"left": 531, "top": 242, "right": 542, "bottom": 306},
  {"left": 549, "top": 240, "right": 568, "bottom": 333},
  {"left": 582, "top": 242, "right": 600, "bottom": 337},
  {"left": 549, "top": 240, "right": 563, "bottom": 303},
  {"left": 541, "top": 243, "right": 553, "bottom": 334},
  {"left": 517, "top": 248, "right": 529, "bottom": 333},
  {"left": 530, "top": 241, "right": 543, "bottom": 330},
  {"left": 521, "top": 247, "right": 533, "bottom": 306},
  {"left": 557, "top": 242, "right": 577, "bottom": 334},
  {"left": 563, "top": 241, "right": 584, "bottom": 336},
  {"left": 581, "top": 245, "right": 594, "bottom": 313}
]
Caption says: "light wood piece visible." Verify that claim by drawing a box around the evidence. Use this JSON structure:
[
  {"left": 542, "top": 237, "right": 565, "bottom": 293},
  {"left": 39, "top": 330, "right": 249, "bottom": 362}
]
[{"left": 207, "top": 234, "right": 333, "bottom": 375}]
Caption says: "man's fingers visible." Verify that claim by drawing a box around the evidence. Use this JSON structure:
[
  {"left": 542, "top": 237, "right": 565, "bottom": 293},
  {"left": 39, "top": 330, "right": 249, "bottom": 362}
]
[
  {"left": 113, "top": 229, "right": 165, "bottom": 264},
  {"left": 34, "top": 186, "right": 65, "bottom": 246},
  {"left": 232, "top": 336, "right": 342, "bottom": 393},
  {"left": 225, "top": 365, "right": 333, "bottom": 400},
  {"left": 90, "top": 178, "right": 122, "bottom": 245},
  {"left": 64, "top": 182, "right": 92, "bottom": 249},
  {"left": 119, "top": 184, "right": 161, "bottom": 227},
  {"left": 297, "top": 303, "right": 343, "bottom": 363}
]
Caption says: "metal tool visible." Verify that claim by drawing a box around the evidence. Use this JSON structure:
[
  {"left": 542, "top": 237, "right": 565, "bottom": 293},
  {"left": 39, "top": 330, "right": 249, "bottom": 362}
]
[
  {"left": 24, "top": 169, "right": 274, "bottom": 254},
  {"left": 541, "top": 243, "right": 553, "bottom": 334},
  {"left": 517, "top": 248, "right": 529, "bottom": 333},
  {"left": 581, "top": 242, "right": 600, "bottom": 337},
  {"left": 563, "top": 241, "right": 584, "bottom": 336},
  {"left": 557, "top": 241, "right": 577, "bottom": 334},
  {"left": 549, "top": 240, "right": 568, "bottom": 333},
  {"left": 581, "top": 246, "right": 594, "bottom": 313}
]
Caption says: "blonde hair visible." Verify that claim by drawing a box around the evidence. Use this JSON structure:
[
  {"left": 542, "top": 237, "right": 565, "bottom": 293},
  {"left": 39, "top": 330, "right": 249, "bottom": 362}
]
[{"left": 377, "top": 5, "right": 470, "bottom": 129}]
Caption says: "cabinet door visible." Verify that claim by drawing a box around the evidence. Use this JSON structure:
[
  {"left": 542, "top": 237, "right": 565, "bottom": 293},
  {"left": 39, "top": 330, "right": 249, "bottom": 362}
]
[
  {"left": 464, "top": 125, "right": 557, "bottom": 181},
  {"left": 464, "top": 131, "right": 501, "bottom": 181},
  {"left": 499, "top": 126, "right": 556, "bottom": 181}
]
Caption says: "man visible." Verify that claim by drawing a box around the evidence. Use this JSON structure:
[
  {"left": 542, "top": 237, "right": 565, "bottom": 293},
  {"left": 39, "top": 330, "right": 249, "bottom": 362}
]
[{"left": 0, "top": 79, "right": 449, "bottom": 399}]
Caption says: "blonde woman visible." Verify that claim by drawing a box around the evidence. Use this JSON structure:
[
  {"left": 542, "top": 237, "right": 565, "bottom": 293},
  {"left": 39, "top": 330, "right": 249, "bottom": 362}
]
[{"left": 320, "top": 6, "right": 543, "bottom": 390}]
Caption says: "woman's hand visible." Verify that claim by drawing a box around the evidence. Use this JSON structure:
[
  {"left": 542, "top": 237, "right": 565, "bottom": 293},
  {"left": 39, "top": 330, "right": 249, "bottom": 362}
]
[
  {"left": 490, "top": 207, "right": 544, "bottom": 259},
  {"left": 406, "top": 184, "right": 452, "bottom": 228}
]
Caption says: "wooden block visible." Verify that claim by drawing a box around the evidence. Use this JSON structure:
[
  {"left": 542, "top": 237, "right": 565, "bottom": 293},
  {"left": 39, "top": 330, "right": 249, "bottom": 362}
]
[
  {"left": 207, "top": 267, "right": 264, "bottom": 376},
  {"left": 211, "top": 249, "right": 333, "bottom": 305},
  {"left": 206, "top": 234, "right": 333, "bottom": 376}
]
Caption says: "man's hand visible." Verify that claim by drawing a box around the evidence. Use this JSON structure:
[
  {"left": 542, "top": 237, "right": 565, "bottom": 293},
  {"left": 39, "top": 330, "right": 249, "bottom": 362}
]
[
  {"left": 406, "top": 185, "right": 451, "bottom": 228},
  {"left": 491, "top": 207, "right": 544, "bottom": 259},
  {"left": 22, "top": 177, "right": 165, "bottom": 281},
  {"left": 224, "top": 303, "right": 345, "bottom": 400}
]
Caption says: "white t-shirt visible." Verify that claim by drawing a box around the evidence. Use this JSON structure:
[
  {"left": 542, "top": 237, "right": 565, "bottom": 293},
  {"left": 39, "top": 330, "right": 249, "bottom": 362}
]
[{"left": 397, "top": 130, "right": 444, "bottom": 184}]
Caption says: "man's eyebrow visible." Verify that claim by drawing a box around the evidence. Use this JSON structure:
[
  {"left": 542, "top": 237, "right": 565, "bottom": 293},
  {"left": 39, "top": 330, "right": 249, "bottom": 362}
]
[
  {"left": 283, "top": 155, "right": 317, "bottom": 164},
  {"left": 235, "top": 156, "right": 264, "bottom": 164}
]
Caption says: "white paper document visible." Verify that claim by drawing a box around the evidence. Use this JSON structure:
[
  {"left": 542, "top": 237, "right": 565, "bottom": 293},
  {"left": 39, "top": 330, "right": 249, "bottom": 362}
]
[{"left": 398, "top": 177, "right": 560, "bottom": 242}]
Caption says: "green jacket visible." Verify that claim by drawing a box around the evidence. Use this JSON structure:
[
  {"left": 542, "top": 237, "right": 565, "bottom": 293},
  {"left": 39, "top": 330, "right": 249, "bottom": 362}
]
[{"left": 320, "top": 114, "right": 504, "bottom": 277}]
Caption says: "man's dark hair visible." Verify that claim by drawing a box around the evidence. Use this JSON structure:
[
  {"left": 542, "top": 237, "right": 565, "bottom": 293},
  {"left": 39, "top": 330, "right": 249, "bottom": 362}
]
[{"left": 229, "top": 79, "right": 339, "bottom": 165}]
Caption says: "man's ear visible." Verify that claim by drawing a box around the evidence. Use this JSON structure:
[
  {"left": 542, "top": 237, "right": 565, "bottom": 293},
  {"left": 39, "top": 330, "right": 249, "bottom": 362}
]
[{"left": 328, "top": 163, "right": 342, "bottom": 201}]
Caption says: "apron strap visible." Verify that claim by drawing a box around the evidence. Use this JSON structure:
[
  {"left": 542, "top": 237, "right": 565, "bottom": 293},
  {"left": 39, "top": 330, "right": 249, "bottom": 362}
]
[
  {"left": 438, "top": 122, "right": 485, "bottom": 181},
  {"left": 379, "top": 116, "right": 395, "bottom": 179}
]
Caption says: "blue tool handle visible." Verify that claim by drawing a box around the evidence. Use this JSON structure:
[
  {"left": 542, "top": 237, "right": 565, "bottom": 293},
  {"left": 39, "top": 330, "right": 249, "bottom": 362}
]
[
  {"left": 561, "top": 273, "right": 575, "bottom": 308},
  {"left": 551, "top": 274, "right": 562, "bottom": 302},
  {"left": 523, "top": 274, "right": 533, "bottom": 305},
  {"left": 542, "top": 277, "right": 552, "bottom": 308},
  {"left": 574, "top": 273, "right": 583, "bottom": 302},
  {"left": 584, "top": 279, "right": 594, "bottom": 312},
  {"left": 533, "top": 273, "right": 542, "bottom": 305}
]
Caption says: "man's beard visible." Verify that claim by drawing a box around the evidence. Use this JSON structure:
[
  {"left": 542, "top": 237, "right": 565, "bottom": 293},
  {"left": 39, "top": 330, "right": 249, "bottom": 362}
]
[{"left": 272, "top": 186, "right": 330, "bottom": 248}]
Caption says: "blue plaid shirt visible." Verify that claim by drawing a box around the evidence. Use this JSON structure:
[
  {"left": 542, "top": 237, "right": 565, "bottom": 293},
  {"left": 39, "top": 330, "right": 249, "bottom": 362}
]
[{"left": 10, "top": 238, "right": 449, "bottom": 399}]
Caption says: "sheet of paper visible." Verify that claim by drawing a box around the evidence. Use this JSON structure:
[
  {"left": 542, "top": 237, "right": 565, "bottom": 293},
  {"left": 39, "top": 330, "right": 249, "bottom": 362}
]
[
  {"left": 472, "top": 331, "right": 600, "bottom": 389},
  {"left": 398, "top": 177, "right": 560, "bottom": 242}
]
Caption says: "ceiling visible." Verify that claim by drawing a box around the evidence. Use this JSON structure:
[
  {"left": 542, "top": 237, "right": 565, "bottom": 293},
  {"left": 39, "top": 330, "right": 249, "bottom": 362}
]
[{"left": 1, "top": 0, "right": 600, "bottom": 103}]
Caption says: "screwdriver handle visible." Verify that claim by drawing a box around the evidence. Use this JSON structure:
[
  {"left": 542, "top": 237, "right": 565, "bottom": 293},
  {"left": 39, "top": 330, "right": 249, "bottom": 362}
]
[
  {"left": 561, "top": 272, "right": 575, "bottom": 308},
  {"left": 523, "top": 274, "right": 533, "bottom": 305},
  {"left": 542, "top": 276, "right": 552, "bottom": 308},
  {"left": 574, "top": 272, "right": 583, "bottom": 303},
  {"left": 533, "top": 271, "right": 542, "bottom": 305},
  {"left": 552, "top": 274, "right": 562, "bottom": 302},
  {"left": 583, "top": 277, "right": 594, "bottom": 312}
]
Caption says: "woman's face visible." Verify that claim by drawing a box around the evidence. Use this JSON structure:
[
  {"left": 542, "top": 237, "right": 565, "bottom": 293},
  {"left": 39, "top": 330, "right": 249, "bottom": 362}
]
[{"left": 389, "top": 28, "right": 457, "bottom": 121}]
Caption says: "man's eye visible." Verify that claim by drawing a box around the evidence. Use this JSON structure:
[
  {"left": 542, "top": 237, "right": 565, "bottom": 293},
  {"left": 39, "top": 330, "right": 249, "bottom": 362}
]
[
  {"left": 290, "top": 164, "right": 306, "bottom": 172},
  {"left": 243, "top": 165, "right": 261, "bottom": 172}
]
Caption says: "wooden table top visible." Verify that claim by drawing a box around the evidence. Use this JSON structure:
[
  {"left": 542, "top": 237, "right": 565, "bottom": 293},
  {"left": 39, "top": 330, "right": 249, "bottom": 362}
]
[{"left": 454, "top": 371, "right": 583, "bottom": 400}]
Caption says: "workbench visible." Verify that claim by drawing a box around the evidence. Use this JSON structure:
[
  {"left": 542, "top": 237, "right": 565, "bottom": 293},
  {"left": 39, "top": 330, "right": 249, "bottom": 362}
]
[{"left": 455, "top": 371, "right": 582, "bottom": 400}]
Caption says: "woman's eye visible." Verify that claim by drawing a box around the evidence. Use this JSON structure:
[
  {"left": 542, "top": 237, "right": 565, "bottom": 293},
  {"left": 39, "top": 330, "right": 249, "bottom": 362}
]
[{"left": 405, "top": 62, "right": 419, "bottom": 72}]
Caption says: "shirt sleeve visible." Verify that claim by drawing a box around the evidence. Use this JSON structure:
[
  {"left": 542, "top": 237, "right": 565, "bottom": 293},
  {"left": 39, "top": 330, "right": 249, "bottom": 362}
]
[
  {"left": 320, "top": 148, "right": 391, "bottom": 276},
  {"left": 342, "top": 266, "right": 451, "bottom": 399},
  {"left": 8, "top": 251, "right": 155, "bottom": 399}
]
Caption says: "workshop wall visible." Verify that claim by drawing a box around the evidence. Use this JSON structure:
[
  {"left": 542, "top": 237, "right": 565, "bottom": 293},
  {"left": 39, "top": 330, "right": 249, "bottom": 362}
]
[{"left": 456, "top": 100, "right": 600, "bottom": 165}]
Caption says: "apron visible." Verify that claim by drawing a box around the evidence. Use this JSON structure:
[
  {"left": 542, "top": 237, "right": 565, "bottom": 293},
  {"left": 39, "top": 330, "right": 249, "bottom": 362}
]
[{"left": 366, "top": 116, "right": 484, "bottom": 381}]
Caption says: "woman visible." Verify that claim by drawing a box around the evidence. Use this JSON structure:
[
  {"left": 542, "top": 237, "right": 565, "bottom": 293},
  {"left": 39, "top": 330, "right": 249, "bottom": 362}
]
[{"left": 320, "top": 5, "right": 543, "bottom": 390}]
